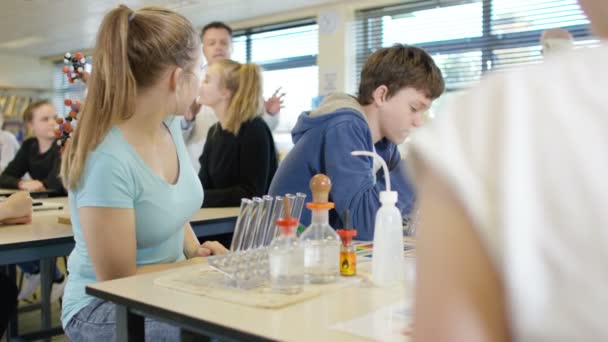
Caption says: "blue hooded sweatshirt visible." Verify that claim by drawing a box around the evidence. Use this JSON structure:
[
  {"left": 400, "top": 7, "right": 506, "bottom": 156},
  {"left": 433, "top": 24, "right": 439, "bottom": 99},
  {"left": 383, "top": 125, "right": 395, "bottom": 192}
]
[{"left": 268, "top": 93, "right": 415, "bottom": 240}]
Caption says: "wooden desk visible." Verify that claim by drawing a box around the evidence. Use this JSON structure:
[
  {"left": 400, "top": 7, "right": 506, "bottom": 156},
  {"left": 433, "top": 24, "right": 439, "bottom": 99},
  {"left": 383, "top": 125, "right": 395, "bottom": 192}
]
[
  {"left": 0, "top": 200, "right": 240, "bottom": 265},
  {"left": 54, "top": 203, "right": 240, "bottom": 238},
  {"left": 0, "top": 188, "right": 64, "bottom": 198},
  {"left": 87, "top": 262, "right": 407, "bottom": 341},
  {"left": 0, "top": 198, "right": 239, "bottom": 341},
  {"left": 0, "top": 197, "right": 71, "bottom": 341},
  {"left": 0, "top": 197, "right": 71, "bottom": 263},
  {"left": 190, "top": 207, "right": 240, "bottom": 238},
  {"left": 0, "top": 188, "right": 18, "bottom": 196}
]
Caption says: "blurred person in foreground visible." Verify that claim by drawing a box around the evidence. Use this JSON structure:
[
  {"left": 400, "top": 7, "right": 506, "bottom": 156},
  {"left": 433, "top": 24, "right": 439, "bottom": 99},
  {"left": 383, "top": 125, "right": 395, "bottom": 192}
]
[{"left": 410, "top": 0, "right": 608, "bottom": 340}]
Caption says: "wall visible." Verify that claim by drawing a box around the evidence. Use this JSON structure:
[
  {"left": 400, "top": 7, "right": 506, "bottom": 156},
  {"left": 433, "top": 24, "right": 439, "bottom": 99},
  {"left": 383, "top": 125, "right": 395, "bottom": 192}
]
[
  {"left": 1, "top": 1, "right": 403, "bottom": 94},
  {"left": 230, "top": 0, "right": 404, "bottom": 95},
  {"left": 0, "top": 52, "right": 54, "bottom": 90}
]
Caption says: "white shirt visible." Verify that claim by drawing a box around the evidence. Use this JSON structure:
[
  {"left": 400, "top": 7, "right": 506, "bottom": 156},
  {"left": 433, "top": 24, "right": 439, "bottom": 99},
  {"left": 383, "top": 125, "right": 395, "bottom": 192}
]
[
  {"left": 0, "top": 130, "right": 19, "bottom": 172},
  {"left": 410, "top": 44, "right": 608, "bottom": 341}
]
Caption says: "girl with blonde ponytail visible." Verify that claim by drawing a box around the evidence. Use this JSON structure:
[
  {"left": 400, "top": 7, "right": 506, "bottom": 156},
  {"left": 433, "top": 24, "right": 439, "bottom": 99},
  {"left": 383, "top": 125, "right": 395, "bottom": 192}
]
[
  {"left": 61, "top": 5, "right": 227, "bottom": 340},
  {"left": 197, "top": 60, "right": 278, "bottom": 207}
]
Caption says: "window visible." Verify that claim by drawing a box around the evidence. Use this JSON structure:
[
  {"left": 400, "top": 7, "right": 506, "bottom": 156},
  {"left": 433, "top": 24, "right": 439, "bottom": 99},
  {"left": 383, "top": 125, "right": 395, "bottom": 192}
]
[
  {"left": 356, "top": 0, "right": 593, "bottom": 92},
  {"left": 234, "top": 20, "right": 318, "bottom": 136},
  {"left": 52, "top": 59, "right": 89, "bottom": 117},
  {"left": 491, "top": 0, "right": 588, "bottom": 35},
  {"left": 231, "top": 35, "right": 248, "bottom": 63},
  {"left": 382, "top": 2, "right": 483, "bottom": 46}
]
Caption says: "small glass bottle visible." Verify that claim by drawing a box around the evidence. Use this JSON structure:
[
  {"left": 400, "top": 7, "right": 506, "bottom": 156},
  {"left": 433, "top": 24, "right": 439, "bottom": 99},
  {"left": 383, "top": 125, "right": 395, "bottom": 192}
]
[
  {"left": 269, "top": 217, "right": 304, "bottom": 294},
  {"left": 337, "top": 229, "right": 357, "bottom": 276},
  {"left": 299, "top": 174, "right": 341, "bottom": 284}
]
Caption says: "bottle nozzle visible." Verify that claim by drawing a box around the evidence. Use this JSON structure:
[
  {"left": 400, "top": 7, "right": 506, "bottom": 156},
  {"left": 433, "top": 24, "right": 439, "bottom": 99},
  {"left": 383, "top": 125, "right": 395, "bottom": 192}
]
[{"left": 351, "top": 150, "right": 391, "bottom": 191}]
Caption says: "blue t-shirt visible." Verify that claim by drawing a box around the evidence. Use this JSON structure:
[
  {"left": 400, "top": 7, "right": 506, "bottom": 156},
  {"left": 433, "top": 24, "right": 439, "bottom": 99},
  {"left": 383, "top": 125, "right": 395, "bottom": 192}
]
[{"left": 61, "top": 117, "right": 204, "bottom": 326}]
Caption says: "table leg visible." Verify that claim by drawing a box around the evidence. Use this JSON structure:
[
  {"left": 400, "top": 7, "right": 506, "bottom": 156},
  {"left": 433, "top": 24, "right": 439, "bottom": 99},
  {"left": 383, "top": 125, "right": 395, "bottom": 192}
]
[
  {"left": 5, "top": 265, "right": 19, "bottom": 341},
  {"left": 116, "top": 305, "right": 144, "bottom": 342},
  {"left": 39, "top": 258, "right": 53, "bottom": 342}
]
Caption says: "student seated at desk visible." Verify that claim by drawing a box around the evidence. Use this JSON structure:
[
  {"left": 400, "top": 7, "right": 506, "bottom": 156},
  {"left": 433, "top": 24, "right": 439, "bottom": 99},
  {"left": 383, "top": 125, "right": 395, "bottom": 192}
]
[
  {"left": 59, "top": 6, "right": 228, "bottom": 340},
  {"left": 0, "top": 100, "right": 67, "bottom": 302},
  {"left": 269, "top": 45, "right": 445, "bottom": 240},
  {"left": 197, "top": 60, "right": 278, "bottom": 207},
  {"left": 0, "top": 100, "right": 66, "bottom": 195},
  {"left": 0, "top": 192, "right": 33, "bottom": 338}
]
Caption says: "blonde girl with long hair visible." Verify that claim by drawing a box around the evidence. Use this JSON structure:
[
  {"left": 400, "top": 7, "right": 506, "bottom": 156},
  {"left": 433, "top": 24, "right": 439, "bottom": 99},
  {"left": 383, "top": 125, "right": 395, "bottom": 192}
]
[
  {"left": 60, "top": 5, "right": 227, "bottom": 340},
  {"left": 197, "top": 60, "right": 278, "bottom": 207}
]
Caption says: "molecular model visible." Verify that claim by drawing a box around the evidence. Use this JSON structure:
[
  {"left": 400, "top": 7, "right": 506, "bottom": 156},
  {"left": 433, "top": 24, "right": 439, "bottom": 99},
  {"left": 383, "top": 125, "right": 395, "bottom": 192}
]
[
  {"left": 56, "top": 51, "right": 88, "bottom": 149},
  {"left": 55, "top": 99, "right": 80, "bottom": 149},
  {"left": 62, "top": 52, "right": 88, "bottom": 84}
]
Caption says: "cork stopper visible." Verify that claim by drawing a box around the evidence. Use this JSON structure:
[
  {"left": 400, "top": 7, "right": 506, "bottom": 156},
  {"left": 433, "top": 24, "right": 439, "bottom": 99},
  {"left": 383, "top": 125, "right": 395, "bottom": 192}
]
[{"left": 310, "top": 174, "right": 331, "bottom": 203}]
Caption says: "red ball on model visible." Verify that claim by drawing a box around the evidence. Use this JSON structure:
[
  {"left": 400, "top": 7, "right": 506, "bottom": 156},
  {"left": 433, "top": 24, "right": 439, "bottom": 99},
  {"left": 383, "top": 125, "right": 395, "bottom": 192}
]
[{"left": 63, "top": 122, "right": 73, "bottom": 133}]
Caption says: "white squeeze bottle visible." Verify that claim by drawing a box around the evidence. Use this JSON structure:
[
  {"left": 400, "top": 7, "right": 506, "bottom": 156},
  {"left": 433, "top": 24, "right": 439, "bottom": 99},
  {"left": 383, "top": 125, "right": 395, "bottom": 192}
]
[{"left": 352, "top": 151, "right": 405, "bottom": 287}]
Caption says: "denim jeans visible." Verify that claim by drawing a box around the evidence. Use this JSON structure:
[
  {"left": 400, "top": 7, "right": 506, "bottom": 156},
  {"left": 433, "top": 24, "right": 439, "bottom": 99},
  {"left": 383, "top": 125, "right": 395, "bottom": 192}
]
[
  {"left": 18, "top": 261, "right": 62, "bottom": 281},
  {"left": 64, "top": 298, "right": 180, "bottom": 341}
]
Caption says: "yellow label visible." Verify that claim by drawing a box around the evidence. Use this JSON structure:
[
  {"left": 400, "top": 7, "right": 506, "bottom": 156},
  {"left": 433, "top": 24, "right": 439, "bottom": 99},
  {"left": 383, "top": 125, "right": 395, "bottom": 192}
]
[{"left": 340, "top": 251, "right": 356, "bottom": 276}]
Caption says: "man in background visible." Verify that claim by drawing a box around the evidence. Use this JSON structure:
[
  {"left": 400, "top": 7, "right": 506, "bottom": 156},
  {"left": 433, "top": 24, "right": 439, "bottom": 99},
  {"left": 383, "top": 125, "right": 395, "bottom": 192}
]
[{"left": 182, "top": 22, "right": 285, "bottom": 172}]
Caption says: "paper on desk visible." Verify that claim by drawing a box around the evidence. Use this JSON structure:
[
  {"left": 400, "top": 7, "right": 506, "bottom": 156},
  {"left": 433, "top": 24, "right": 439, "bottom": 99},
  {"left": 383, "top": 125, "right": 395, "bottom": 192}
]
[
  {"left": 331, "top": 301, "right": 412, "bottom": 342},
  {"left": 33, "top": 201, "right": 64, "bottom": 212},
  {"left": 353, "top": 239, "right": 415, "bottom": 261}
]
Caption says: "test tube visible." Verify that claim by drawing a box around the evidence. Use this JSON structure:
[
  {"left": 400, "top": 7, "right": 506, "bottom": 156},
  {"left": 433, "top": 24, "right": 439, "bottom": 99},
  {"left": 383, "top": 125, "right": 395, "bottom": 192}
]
[
  {"left": 277, "top": 194, "right": 296, "bottom": 240},
  {"left": 230, "top": 198, "right": 253, "bottom": 252},
  {"left": 291, "top": 192, "right": 307, "bottom": 223},
  {"left": 242, "top": 197, "right": 263, "bottom": 250},
  {"left": 285, "top": 194, "right": 296, "bottom": 215},
  {"left": 250, "top": 197, "right": 270, "bottom": 249},
  {"left": 252, "top": 196, "right": 274, "bottom": 248},
  {"left": 257, "top": 196, "right": 275, "bottom": 248},
  {"left": 264, "top": 196, "right": 284, "bottom": 245}
]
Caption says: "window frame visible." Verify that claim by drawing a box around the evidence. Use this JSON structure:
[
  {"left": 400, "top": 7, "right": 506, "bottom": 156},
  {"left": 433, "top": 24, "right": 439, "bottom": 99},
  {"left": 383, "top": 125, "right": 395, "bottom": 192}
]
[
  {"left": 356, "top": 0, "right": 592, "bottom": 91},
  {"left": 232, "top": 19, "right": 319, "bottom": 135},
  {"left": 233, "top": 18, "right": 318, "bottom": 71}
]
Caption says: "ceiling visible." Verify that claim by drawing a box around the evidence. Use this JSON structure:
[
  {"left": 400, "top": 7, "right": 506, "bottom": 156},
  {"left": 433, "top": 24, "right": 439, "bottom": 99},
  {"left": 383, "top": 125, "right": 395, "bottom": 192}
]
[{"left": 0, "top": 0, "right": 336, "bottom": 57}]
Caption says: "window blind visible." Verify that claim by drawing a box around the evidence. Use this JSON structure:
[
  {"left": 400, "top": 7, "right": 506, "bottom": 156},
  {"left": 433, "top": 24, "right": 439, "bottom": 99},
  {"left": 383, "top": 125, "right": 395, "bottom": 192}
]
[{"left": 355, "top": 0, "right": 594, "bottom": 90}]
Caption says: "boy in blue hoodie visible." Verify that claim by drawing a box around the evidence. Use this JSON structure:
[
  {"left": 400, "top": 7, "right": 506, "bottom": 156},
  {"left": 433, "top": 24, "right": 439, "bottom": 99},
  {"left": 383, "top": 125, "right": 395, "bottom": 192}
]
[{"left": 269, "top": 45, "right": 444, "bottom": 240}]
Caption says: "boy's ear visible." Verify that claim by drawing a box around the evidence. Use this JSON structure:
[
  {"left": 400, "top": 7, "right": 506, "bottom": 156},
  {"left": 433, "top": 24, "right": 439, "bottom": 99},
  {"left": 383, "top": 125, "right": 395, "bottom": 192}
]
[{"left": 372, "top": 85, "right": 389, "bottom": 106}]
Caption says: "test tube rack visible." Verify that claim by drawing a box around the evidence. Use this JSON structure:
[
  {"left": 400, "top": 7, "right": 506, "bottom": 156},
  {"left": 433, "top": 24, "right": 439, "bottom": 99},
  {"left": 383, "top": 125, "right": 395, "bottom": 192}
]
[{"left": 209, "top": 193, "right": 306, "bottom": 290}]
